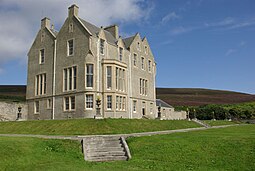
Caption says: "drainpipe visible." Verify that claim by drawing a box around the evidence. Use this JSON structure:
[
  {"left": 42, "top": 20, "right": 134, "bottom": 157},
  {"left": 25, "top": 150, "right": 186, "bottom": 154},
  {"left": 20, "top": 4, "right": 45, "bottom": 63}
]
[
  {"left": 52, "top": 39, "right": 57, "bottom": 119},
  {"left": 128, "top": 53, "right": 132, "bottom": 119}
]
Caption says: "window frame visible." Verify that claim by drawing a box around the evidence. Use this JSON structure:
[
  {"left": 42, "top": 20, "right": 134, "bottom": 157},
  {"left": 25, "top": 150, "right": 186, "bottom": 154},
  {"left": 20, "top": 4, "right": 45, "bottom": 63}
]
[
  {"left": 133, "top": 53, "right": 137, "bottom": 66},
  {"left": 107, "top": 95, "right": 112, "bottom": 110},
  {"left": 106, "top": 66, "right": 112, "bottom": 90},
  {"left": 34, "top": 101, "right": 39, "bottom": 114},
  {"left": 39, "top": 49, "right": 45, "bottom": 64},
  {"left": 67, "top": 39, "right": 74, "bottom": 56},
  {"left": 148, "top": 60, "right": 151, "bottom": 72},
  {"left": 86, "top": 64, "right": 94, "bottom": 88},
  {"left": 133, "top": 100, "right": 137, "bottom": 113},
  {"left": 63, "top": 66, "right": 77, "bottom": 92},
  {"left": 141, "top": 57, "right": 145, "bottom": 70},
  {"left": 119, "top": 47, "right": 123, "bottom": 61},
  {"left": 100, "top": 38, "right": 105, "bottom": 55},
  {"left": 64, "top": 96, "right": 75, "bottom": 111},
  {"left": 85, "top": 94, "right": 94, "bottom": 110},
  {"left": 47, "top": 99, "right": 52, "bottom": 109},
  {"left": 35, "top": 73, "right": 46, "bottom": 96}
]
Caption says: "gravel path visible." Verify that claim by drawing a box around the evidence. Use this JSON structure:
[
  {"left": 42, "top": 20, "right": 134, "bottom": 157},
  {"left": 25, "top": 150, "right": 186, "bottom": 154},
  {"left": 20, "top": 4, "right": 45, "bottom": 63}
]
[{"left": 0, "top": 124, "right": 245, "bottom": 141}]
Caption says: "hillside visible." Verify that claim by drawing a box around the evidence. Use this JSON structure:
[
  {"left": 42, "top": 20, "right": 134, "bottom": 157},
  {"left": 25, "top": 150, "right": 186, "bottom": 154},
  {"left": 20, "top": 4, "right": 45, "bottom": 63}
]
[
  {"left": 0, "top": 85, "right": 255, "bottom": 106},
  {"left": 0, "top": 85, "right": 26, "bottom": 102},
  {"left": 156, "top": 88, "right": 255, "bottom": 106}
]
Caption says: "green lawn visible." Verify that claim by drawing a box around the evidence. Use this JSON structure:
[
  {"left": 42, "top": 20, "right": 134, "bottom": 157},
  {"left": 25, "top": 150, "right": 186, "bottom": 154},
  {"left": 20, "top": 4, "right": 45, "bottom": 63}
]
[
  {"left": 0, "top": 119, "right": 200, "bottom": 135},
  {"left": 0, "top": 125, "right": 254, "bottom": 170},
  {"left": 203, "top": 120, "right": 239, "bottom": 126}
]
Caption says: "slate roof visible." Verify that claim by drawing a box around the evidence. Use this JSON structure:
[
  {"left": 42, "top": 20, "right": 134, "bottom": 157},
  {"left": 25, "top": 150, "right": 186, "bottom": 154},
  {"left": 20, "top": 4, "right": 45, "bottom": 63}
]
[
  {"left": 156, "top": 99, "right": 174, "bottom": 108},
  {"left": 123, "top": 35, "right": 136, "bottom": 49},
  {"left": 79, "top": 18, "right": 117, "bottom": 46}
]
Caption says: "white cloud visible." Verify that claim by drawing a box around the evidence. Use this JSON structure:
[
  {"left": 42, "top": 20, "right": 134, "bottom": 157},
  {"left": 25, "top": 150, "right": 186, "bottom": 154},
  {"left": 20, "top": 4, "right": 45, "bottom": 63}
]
[
  {"left": 170, "top": 26, "right": 198, "bottom": 35},
  {"left": 161, "top": 12, "right": 180, "bottom": 24},
  {"left": 204, "top": 17, "right": 235, "bottom": 27},
  {"left": 225, "top": 49, "right": 236, "bottom": 56},
  {"left": 0, "top": 0, "right": 153, "bottom": 65}
]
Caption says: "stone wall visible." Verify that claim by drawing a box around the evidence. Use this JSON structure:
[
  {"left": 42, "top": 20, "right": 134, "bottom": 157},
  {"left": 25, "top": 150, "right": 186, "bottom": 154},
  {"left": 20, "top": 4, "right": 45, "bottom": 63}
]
[
  {"left": 160, "top": 107, "right": 187, "bottom": 120},
  {"left": 0, "top": 102, "right": 28, "bottom": 121}
]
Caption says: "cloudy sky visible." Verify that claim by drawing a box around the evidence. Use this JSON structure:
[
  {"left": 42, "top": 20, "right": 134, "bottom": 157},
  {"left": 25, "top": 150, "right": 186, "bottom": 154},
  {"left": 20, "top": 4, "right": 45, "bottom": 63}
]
[{"left": 0, "top": 0, "right": 255, "bottom": 94}]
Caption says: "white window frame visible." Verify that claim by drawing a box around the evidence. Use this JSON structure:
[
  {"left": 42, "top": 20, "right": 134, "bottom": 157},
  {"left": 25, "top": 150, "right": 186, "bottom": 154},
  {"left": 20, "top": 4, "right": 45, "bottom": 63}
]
[
  {"left": 63, "top": 66, "right": 77, "bottom": 92},
  {"left": 67, "top": 39, "right": 74, "bottom": 56},
  {"left": 35, "top": 73, "right": 46, "bottom": 96},
  {"left": 34, "top": 101, "right": 39, "bottom": 114},
  {"left": 64, "top": 96, "right": 75, "bottom": 111},
  {"left": 86, "top": 64, "right": 94, "bottom": 88},
  {"left": 133, "top": 100, "right": 137, "bottom": 113},
  {"left": 107, "top": 95, "right": 112, "bottom": 110},
  {"left": 116, "top": 96, "right": 119, "bottom": 110},
  {"left": 106, "top": 66, "right": 112, "bottom": 90},
  {"left": 39, "top": 49, "right": 45, "bottom": 64},
  {"left": 85, "top": 94, "right": 94, "bottom": 110},
  {"left": 150, "top": 103, "right": 153, "bottom": 114}
]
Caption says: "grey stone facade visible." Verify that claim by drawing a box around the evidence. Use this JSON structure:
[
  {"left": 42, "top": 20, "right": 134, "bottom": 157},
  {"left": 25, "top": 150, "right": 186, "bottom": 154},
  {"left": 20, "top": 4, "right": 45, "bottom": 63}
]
[{"left": 26, "top": 4, "right": 156, "bottom": 120}]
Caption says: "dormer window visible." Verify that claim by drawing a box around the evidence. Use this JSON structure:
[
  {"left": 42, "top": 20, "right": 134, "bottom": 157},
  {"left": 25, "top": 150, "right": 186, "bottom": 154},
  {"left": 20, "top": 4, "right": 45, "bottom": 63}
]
[
  {"left": 119, "top": 47, "right": 123, "bottom": 61},
  {"left": 39, "top": 49, "right": 45, "bottom": 64},
  {"left": 67, "top": 39, "right": 74, "bottom": 56},
  {"left": 100, "top": 39, "right": 105, "bottom": 55},
  {"left": 69, "top": 23, "right": 73, "bottom": 33}
]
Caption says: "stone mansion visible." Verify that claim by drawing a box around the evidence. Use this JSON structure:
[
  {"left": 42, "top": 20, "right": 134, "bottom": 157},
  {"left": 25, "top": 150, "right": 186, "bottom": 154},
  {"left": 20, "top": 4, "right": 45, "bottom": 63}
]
[{"left": 26, "top": 4, "right": 156, "bottom": 120}]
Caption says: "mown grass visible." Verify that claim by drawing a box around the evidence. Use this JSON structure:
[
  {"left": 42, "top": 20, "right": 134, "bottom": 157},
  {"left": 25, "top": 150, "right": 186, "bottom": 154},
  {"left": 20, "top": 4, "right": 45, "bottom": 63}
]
[
  {"left": 203, "top": 120, "right": 239, "bottom": 126},
  {"left": 0, "top": 125, "right": 254, "bottom": 170},
  {"left": 0, "top": 119, "right": 200, "bottom": 135}
]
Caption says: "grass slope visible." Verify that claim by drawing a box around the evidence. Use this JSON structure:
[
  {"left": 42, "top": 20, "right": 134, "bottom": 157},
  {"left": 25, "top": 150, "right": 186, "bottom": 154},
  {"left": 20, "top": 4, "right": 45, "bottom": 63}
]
[
  {"left": 0, "top": 119, "right": 200, "bottom": 135},
  {"left": 0, "top": 125, "right": 254, "bottom": 170},
  {"left": 157, "top": 88, "right": 255, "bottom": 106},
  {"left": 203, "top": 120, "right": 239, "bottom": 126}
]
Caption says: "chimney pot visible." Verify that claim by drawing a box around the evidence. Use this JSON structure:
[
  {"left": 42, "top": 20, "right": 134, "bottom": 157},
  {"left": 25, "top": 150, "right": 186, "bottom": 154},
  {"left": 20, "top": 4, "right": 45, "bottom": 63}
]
[
  {"left": 68, "top": 4, "right": 79, "bottom": 17},
  {"left": 41, "top": 17, "right": 50, "bottom": 29}
]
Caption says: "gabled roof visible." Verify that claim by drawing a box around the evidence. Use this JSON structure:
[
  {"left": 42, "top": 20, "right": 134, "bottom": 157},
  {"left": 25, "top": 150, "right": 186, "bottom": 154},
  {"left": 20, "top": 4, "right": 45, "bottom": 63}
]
[
  {"left": 79, "top": 18, "right": 117, "bottom": 46},
  {"left": 156, "top": 99, "right": 174, "bottom": 108},
  {"left": 49, "top": 28, "right": 58, "bottom": 37},
  {"left": 122, "top": 34, "right": 136, "bottom": 49}
]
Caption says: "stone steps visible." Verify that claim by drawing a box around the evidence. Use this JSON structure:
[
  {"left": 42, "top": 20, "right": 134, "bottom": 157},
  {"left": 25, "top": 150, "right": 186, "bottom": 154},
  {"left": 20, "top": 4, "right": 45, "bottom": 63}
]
[
  {"left": 82, "top": 136, "right": 131, "bottom": 162},
  {"left": 87, "top": 156, "right": 128, "bottom": 162},
  {"left": 193, "top": 119, "right": 211, "bottom": 128}
]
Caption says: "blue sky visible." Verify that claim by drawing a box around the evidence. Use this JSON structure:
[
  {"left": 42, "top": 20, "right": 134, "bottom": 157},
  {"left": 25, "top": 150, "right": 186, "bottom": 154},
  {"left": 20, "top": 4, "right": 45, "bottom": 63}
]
[{"left": 0, "top": 0, "right": 254, "bottom": 94}]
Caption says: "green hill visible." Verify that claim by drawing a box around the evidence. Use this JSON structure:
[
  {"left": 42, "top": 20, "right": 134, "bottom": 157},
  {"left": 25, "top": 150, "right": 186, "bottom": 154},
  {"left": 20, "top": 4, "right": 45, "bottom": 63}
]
[
  {"left": 0, "top": 85, "right": 254, "bottom": 106},
  {"left": 156, "top": 88, "right": 255, "bottom": 106}
]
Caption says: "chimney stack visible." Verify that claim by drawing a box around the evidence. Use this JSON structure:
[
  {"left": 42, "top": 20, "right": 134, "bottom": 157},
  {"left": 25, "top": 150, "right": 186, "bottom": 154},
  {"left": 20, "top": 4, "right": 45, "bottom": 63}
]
[
  {"left": 68, "top": 4, "right": 79, "bottom": 17},
  {"left": 104, "top": 25, "right": 119, "bottom": 40},
  {"left": 41, "top": 17, "right": 51, "bottom": 29}
]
